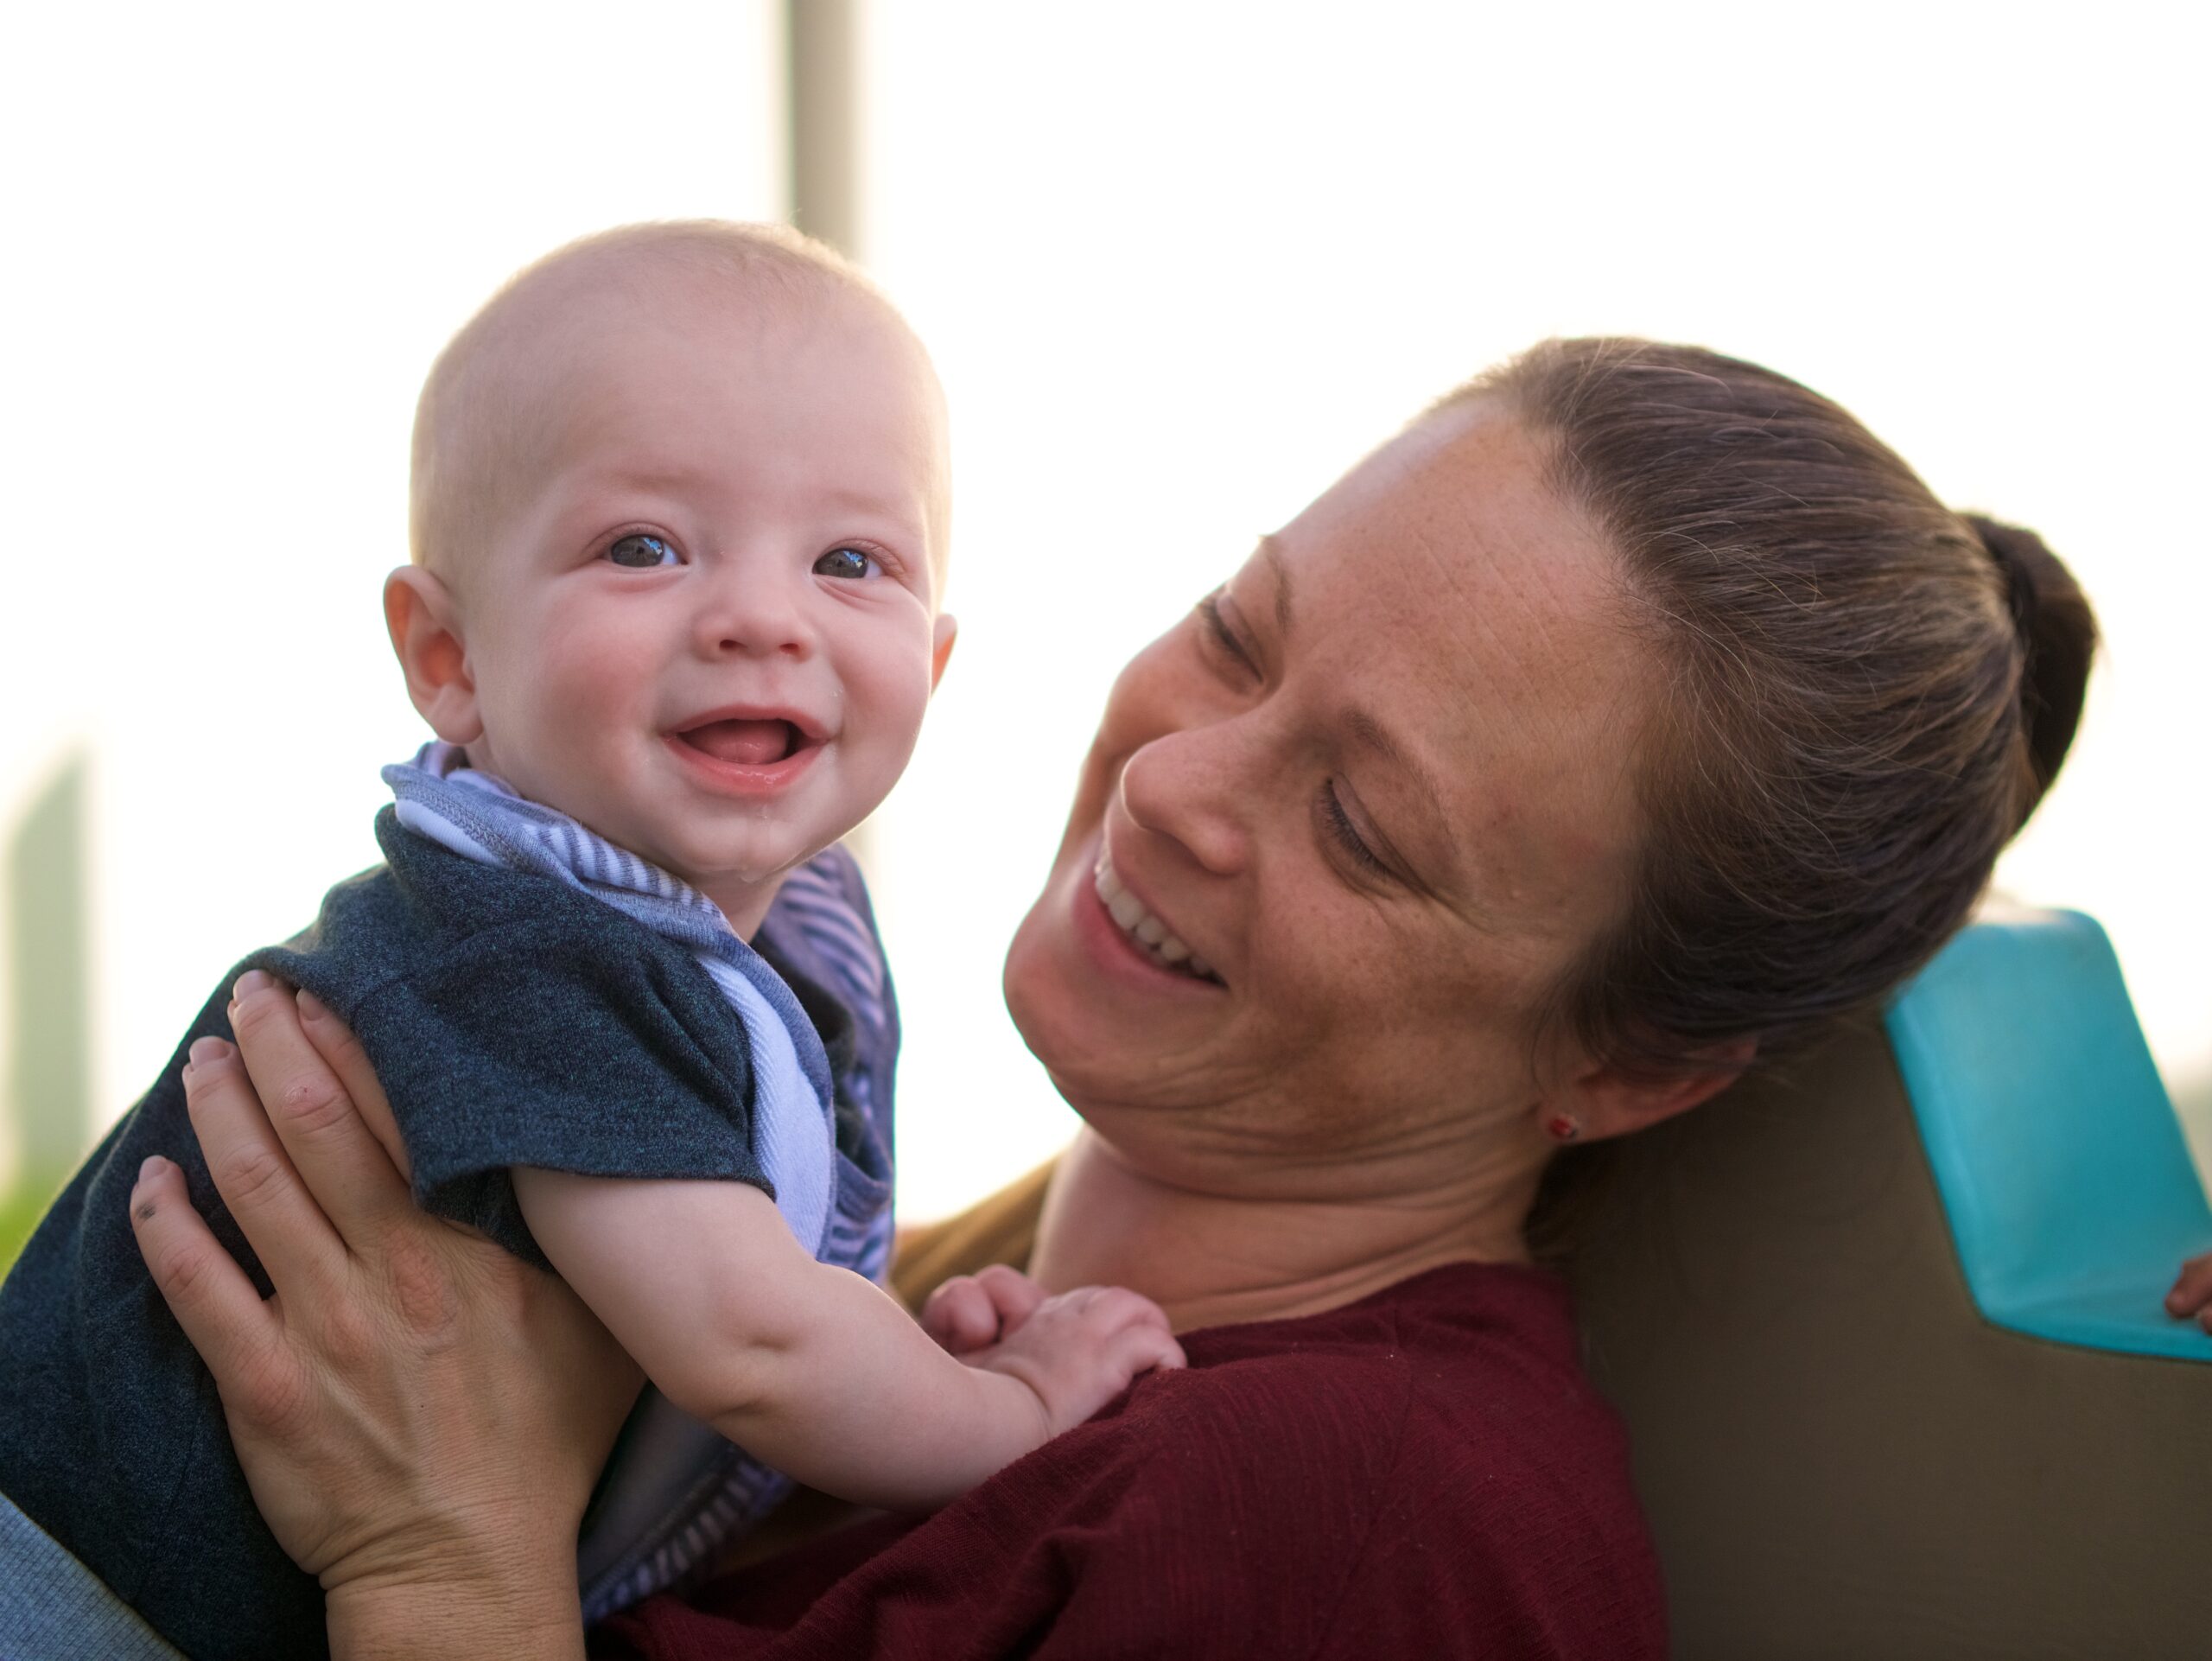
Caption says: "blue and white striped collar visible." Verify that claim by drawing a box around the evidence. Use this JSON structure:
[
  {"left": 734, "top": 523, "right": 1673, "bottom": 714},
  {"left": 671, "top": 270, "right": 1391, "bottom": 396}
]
[{"left": 381, "top": 741, "right": 836, "bottom": 1256}]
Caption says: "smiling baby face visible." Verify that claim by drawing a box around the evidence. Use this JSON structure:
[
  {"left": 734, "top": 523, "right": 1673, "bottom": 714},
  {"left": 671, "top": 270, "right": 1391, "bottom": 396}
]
[{"left": 389, "top": 224, "right": 955, "bottom": 934}]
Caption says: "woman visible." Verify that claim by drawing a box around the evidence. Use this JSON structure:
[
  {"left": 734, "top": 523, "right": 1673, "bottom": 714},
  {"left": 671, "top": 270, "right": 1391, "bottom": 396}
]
[{"left": 126, "top": 339, "right": 2100, "bottom": 1659}]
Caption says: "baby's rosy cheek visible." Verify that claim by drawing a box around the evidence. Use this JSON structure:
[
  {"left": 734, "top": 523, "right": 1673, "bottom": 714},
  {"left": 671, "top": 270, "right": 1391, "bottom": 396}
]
[{"left": 539, "top": 621, "right": 659, "bottom": 703}]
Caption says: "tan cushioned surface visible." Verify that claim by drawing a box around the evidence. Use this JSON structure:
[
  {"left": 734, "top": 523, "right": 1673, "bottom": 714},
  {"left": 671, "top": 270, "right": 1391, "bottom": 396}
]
[{"left": 1570, "top": 1016, "right": 2212, "bottom": 1659}]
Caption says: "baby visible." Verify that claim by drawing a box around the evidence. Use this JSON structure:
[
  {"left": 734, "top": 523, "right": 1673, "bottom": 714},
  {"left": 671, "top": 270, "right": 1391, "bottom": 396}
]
[{"left": 0, "top": 222, "right": 1180, "bottom": 1661}]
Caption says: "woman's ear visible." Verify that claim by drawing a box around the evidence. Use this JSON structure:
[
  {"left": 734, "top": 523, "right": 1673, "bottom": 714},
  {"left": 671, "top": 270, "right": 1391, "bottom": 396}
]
[
  {"left": 1544, "top": 1035, "right": 1758, "bottom": 1142},
  {"left": 384, "top": 567, "right": 484, "bottom": 745}
]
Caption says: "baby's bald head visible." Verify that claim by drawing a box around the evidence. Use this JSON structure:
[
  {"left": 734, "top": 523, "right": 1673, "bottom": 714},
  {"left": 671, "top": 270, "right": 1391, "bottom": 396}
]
[{"left": 408, "top": 220, "right": 950, "bottom": 593}]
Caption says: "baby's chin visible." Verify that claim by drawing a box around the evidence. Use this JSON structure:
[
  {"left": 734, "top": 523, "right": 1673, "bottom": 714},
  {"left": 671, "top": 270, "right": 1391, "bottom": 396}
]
[
  {"left": 516, "top": 754, "right": 875, "bottom": 919},
  {"left": 651, "top": 824, "right": 855, "bottom": 914}
]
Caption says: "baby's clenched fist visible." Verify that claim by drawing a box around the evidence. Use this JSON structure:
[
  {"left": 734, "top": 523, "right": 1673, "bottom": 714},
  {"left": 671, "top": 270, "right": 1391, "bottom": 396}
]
[{"left": 954, "top": 1281, "right": 1185, "bottom": 1439}]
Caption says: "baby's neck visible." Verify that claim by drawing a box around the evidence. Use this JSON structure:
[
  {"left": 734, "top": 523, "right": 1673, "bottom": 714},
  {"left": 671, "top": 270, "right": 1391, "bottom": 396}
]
[
  {"left": 1025, "top": 1127, "right": 1540, "bottom": 1335},
  {"left": 451, "top": 741, "right": 792, "bottom": 939},
  {"left": 708, "top": 874, "right": 785, "bottom": 941}
]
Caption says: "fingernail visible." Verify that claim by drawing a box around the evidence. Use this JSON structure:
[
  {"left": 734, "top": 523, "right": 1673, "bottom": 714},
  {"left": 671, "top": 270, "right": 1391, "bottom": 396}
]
[
  {"left": 137, "top": 1155, "right": 168, "bottom": 1185},
  {"left": 296, "top": 988, "right": 327, "bottom": 1020},
  {"left": 232, "top": 970, "right": 272, "bottom": 1002},
  {"left": 187, "top": 1036, "right": 231, "bottom": 1069}
]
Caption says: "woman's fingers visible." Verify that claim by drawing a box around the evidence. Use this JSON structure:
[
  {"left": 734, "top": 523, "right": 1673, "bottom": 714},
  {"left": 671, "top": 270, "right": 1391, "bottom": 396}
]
[
  {"left": 295, "top": 986, "right": 410, "bottom": 1181},
  {"left": 230, "top": 973, "right": 416, "bottom": 1247},
  {"left": 181, "top": 1031, "right": 346, "bottom": 1305},
  {"left": 128, "top": 1155, "right": 289, "bottom": 1397}
]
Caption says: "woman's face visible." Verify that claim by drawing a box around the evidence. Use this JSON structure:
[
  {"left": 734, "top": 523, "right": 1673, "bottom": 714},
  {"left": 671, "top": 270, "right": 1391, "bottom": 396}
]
[{"left": 1004, "top": 401, "right": 1655, "bottom": 1184}]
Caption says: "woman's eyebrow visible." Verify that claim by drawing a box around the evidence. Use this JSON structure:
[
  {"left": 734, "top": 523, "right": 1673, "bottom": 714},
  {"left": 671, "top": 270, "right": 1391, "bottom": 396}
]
[{"left": 1258, "top": 535, "right": 1296, "bottom": 639}]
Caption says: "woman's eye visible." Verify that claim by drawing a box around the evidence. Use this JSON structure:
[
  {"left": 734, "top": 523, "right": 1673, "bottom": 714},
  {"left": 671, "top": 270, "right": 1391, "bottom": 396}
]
[
  {"left": 606, "top": 533, "right": 678, "bottom": 569},
  {"left": 814, "top": 546, "right": 880, "bottom": 580},
  {"left": 1197, "top": 595, "right": 1257, "bottom": 673},
  {"left": 1319, "top": 781, "right": 1389, "bottom": 877}
]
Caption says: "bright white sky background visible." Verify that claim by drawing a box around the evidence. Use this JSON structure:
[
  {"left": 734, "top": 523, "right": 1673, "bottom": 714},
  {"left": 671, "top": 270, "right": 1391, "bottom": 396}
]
[{"left": 2, "top": 2, "right": 2206, "bottom": 1219}]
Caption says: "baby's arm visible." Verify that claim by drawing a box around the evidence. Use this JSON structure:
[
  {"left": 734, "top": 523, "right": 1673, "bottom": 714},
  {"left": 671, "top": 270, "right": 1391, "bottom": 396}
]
[{"left": 512, "top": 1170, "right": 1182, "bottom": 1511}]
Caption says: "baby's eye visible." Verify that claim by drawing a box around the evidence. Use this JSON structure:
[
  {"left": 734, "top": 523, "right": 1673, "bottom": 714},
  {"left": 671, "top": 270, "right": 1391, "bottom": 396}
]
[
  {"left": 813, "top": 546, "right": 880, "bottom": 581},
  {"left": 606, "top": 533, "right": 678, "bottom": 569}
]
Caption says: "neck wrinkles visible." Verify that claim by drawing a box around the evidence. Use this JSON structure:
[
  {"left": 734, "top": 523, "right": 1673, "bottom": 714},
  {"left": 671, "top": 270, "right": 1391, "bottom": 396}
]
[{"left": 1027, "top": 1123, "right": 1547, "bottom": 1334}]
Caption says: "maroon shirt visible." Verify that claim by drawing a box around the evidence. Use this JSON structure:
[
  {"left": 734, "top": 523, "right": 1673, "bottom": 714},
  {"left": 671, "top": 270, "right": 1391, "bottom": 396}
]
[{"left": 593, "top": 1263, "right": 1665, "bottom": 1661}]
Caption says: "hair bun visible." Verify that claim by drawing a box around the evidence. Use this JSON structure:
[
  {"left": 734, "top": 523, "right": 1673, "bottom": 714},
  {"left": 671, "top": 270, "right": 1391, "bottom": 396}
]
[{"left": 1963, "top": 513, "right": 2098, "bottom": 821}]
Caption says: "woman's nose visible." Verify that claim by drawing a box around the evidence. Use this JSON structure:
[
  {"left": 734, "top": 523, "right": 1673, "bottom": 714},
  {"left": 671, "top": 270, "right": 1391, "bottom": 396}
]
[
  {"left": 692, "top": 563, "right": 815, "bottom": 661},
  {"left": 1117, "top": 725, "right": 1255, "bottom": 878}
]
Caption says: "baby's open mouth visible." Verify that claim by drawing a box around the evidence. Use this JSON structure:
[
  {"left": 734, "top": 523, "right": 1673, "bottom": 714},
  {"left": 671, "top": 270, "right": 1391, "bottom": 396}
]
[{"left": 675, "top": 718, "right": 813, "bottom": 767}]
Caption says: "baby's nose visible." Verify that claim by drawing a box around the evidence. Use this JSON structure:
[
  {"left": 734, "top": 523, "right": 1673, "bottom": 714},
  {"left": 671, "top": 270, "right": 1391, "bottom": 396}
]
[{"left": 695, "top": 577, "right": 815, "bottom": 660}]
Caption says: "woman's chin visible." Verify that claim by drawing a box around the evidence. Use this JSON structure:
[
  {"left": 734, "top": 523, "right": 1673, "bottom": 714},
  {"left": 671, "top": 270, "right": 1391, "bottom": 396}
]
[
  {"left": 1002, "top": 888, "right": 1071, "bottom": 1060},
  {"left": 1004, "top": 850, "right": 1224, "bottom": 1091}
]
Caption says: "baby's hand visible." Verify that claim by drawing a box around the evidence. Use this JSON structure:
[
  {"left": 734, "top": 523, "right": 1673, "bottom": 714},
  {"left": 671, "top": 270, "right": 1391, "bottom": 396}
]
[
  {"left": 922, "top": 1264, "right": 1048, "bottom": 1356},
  {"left": 2165, "top": 1249, "right": 2212, "bottom": 1332},
  {"left": 966, "top": 1285, "right": 1185, "bottom": 1440}
]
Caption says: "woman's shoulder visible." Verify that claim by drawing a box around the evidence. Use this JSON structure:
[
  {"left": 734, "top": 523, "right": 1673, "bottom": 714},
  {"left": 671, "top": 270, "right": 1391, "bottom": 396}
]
[
  {"left": 1130, "top": 1262, "right": 1627, "bottom": 1480},
  {"left": 632, "top": 1263, "right": 1663, "bottom": 1661},
  {"left": 1095, "top": 1261, "right": 1667, "bottom": 1659},
  {"left": 1170, "top": 1260, "right": 1595, "bottom": 1409}
]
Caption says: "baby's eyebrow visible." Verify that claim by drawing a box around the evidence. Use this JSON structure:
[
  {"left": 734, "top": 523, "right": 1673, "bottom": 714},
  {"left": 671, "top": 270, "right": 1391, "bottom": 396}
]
[
  {"left": 588, "top": 459, "right": 719, "bottom": 494},
  {"left": 813, "top": 481, "right": 926, "bottom": 525}
]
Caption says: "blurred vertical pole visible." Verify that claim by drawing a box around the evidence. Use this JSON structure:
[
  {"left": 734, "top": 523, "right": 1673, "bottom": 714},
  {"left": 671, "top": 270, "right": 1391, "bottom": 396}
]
[
  {"left": 786, "top": 0, "right": 866, "bottom": 262},
  {"left": 786, "top": 0, "right": 883, "bottom": 878},
  {"left": 4, "top": 752, "right": 93, "bottom": 1250}
]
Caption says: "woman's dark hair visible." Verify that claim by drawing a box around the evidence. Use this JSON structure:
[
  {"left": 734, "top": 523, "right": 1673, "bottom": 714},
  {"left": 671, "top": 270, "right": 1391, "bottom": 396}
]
[{"left": 1461, "top": 339, "right": 2098, "bottom": 1075}]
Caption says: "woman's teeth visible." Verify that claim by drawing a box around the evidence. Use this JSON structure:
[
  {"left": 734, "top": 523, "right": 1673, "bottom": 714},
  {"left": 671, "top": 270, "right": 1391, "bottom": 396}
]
[{"left": 1093, "top": 856, "right": 1218, "bottom": 983}]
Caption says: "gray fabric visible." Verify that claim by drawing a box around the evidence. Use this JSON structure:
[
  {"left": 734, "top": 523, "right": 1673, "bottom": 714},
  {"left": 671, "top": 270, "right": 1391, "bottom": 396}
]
[
  {"left": 0, "top": 1492, "right": 187, "bottom": 1661},
  {"left": 386, "top": 741, "right": 836, "bottom": 1256},
  {"left": 573, "top": 854, "right": 904, "bottom": 1619},
  {"left": 0, "top": 811, "right": 778, "bottom": 1660}
]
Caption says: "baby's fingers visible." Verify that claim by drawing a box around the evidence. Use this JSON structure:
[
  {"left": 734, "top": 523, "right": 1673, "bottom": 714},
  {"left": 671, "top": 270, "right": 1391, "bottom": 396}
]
[
  {"left": 922, "top": 1276, "right": 1001, "bottom": 1355},
  {"left": 1061, "top": 1284, "right": 1177, "bottom": 1340},
  {"left": 975, "top": 1263, "right": 1047, "bottom": 1336},
  {"left": 1107, "top": 1321, "right": 1187, "bottom": 1378},
  {"left": 2165, "top": 1250, "right": 2212, "bottom": 1327}
]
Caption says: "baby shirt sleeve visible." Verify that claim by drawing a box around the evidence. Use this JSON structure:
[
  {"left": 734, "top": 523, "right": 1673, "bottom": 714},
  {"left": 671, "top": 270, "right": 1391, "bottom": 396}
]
[{"left": 302, "top": 916, "right": 769, "bottom": 1268}]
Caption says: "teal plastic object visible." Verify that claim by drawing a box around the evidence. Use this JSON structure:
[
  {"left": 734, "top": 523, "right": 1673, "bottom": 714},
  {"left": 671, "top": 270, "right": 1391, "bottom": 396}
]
[{"left": 1885, "top": 911, "right": 2212, "bottom": 1362}]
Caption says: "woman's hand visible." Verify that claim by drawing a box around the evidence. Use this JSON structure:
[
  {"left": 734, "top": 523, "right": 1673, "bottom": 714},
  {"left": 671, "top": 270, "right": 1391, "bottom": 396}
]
[{"left": 127, "top": 973, "right": 641, "bottom": 1660}]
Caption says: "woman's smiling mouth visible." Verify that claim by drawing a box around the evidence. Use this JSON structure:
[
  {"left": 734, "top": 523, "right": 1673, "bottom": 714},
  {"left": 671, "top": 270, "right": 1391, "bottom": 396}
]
[{"left": 1093, "top": 855, "right": 1222, "bottom": 983}]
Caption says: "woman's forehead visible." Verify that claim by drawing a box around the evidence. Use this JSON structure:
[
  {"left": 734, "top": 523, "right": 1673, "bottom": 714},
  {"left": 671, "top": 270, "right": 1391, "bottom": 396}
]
[
  {"left": 1259, "top": 404, "right": 1637, "bottom": 721},
  {"left": 1251, "top": 403, "right": 1648, "bottom": 928}
]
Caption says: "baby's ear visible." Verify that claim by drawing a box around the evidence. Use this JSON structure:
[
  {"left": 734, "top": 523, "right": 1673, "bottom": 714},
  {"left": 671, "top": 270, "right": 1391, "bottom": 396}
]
[
  {"left": 384, "top": 567, "right": 484, "bottom": 744},
  {"left": 930, "top": 613, "right": 958, "bottom": 692}
]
